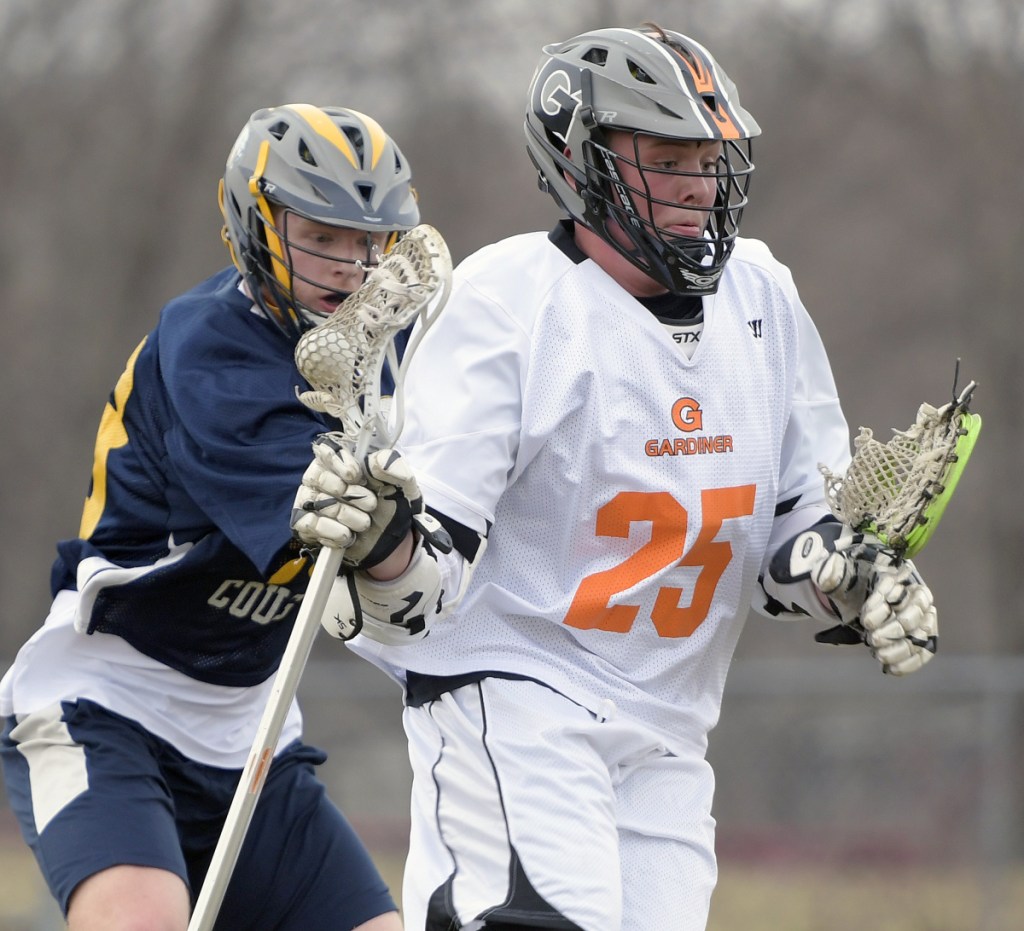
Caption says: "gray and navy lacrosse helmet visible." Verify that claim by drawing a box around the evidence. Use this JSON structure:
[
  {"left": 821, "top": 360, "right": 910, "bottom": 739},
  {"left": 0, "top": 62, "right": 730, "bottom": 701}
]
[
  {"left": 525, "top": 24, "right": 760, "bottom": 295},
  {"left": 219, "top": 104, "right": 420, "bottom": 341}
]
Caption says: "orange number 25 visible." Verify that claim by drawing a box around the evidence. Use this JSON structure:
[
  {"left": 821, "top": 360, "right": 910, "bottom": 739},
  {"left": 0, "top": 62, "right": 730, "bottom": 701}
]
[{"left": 564, "top": 485, "right": 756, "bottom": 637}]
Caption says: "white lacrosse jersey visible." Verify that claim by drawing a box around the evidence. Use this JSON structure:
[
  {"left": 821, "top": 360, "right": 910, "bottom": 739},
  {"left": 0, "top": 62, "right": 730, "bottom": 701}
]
[{"left": 357, "top": 228, "right": 850, "bottom": 758}]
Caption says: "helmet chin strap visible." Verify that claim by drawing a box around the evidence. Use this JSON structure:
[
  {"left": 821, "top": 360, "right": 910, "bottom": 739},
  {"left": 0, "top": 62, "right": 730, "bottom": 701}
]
[{"left": 665, "top": 234, "right": 713, "bottom": 264}]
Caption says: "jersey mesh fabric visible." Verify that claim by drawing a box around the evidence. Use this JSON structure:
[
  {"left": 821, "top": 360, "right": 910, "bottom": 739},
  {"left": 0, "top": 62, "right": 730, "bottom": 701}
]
[
  {"left": 357, "top": 232, "right": 850, "bottom": 759},
  {"left": 1, "top": 268, "right": 329, "bottom": 762}
]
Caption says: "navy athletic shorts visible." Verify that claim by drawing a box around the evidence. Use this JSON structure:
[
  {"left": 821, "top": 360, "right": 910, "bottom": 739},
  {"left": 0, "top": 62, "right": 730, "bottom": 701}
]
[{"left": 0, "top": 699, "right": 396, "bottom": 928}]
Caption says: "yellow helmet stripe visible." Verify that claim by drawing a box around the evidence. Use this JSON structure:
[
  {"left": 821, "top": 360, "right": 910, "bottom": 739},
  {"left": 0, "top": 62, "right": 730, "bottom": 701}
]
[
  {"left": 247, "top": 140, "right": 291, "bottom": 291},
  {"left": 342, "top": 108, "right": 388, "bottom": 170},
  {"left": 285, "top": 103, "right": 360, "bottom": 169}
]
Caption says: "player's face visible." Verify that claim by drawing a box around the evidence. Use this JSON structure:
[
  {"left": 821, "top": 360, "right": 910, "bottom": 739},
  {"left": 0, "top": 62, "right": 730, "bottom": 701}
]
[
  {"left": 278, "top": 213, "right": 387, "bottom": 315},
  {"left": 605, "top": 132, "right": 722, "bottom": 244}
]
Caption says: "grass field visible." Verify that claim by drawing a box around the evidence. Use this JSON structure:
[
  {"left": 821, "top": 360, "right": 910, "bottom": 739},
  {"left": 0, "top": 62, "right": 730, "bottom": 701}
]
[
  {"left": 3, "top": 839, "right": 1022, "bottom": 930},
  {"left": 374, "top": 853, "right": 1024, "bottom": 931},
  {"left": 707, "top": 863, "right": 1024, "bottom": 931}
]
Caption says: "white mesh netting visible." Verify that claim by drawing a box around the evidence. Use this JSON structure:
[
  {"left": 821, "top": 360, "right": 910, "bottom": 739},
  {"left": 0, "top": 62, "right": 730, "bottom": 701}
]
[{"left": 293, "top": 224, "right": 451, "bottom": 450}]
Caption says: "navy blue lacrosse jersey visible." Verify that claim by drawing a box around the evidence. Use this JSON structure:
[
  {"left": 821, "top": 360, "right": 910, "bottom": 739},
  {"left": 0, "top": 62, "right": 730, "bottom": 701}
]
[{"left": 51, "top": 268, "right": 398, "bottom": 687}]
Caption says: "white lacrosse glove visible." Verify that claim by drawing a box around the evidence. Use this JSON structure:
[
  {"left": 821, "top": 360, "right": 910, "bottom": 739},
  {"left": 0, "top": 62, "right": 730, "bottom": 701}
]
[
  {"left": 291, "top": 437, "right": 376, "bottom": 549},
  {"left": 766, "top": 519, "right": 938, "bottom": 676},
  {"left": 291, "top": 436, "right": 423, "bottom": 569},
  {"left": 343, "top": 447, "right": 425, "bottom": 569}
]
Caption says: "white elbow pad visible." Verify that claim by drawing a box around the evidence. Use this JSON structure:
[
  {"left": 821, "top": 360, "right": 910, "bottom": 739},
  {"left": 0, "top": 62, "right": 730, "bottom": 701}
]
[{"left": 320, "top": 519, "right": 446, "bottom": 646}]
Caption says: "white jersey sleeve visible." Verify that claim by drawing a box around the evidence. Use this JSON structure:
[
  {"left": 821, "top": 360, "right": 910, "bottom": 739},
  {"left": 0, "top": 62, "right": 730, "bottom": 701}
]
[
  {"left": 394, "top": 250, "right": 541, "bottom": 534},
  {"left": 775, "top": 278, "right": 851, "bottom": 510},
  {"left": 740, "top": 241, "right": 852, "bottom": 619}
]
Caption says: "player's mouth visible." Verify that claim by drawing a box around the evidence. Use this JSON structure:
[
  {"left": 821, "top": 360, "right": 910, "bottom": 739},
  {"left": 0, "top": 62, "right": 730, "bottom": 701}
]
[
  {"left": 318, "top": 291, "right": 351, "bottom": 314},
  {"left": 663, "top": 221, "right": 704, "bottom": 239}
]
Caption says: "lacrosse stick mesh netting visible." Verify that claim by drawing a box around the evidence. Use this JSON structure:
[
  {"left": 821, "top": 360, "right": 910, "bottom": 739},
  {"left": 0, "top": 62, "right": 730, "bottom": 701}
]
[
  {"left": 819, "top": 383, "right": 978, "bottom": 552},
  {"left": 293, "top": 225, "right": 451, "bottom": 447}
]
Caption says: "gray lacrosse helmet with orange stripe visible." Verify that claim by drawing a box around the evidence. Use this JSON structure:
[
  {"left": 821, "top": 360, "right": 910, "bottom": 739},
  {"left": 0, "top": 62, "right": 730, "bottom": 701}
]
[
  {"left": 525, "top": 25, "right": 761, "bottom": 295},
  {"left": 219, "top": 104, "right": 420, "bottom": 341}
]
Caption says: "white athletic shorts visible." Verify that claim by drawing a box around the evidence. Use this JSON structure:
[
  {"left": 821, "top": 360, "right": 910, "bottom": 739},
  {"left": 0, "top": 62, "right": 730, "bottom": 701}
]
[{"left": 401, "top": 676, "right": 718, "bottom": 931}]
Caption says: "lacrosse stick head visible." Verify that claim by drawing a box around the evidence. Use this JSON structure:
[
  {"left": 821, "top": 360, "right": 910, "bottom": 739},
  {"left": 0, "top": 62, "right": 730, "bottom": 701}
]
[
  {"left": 293, "top": 224, "right": 452, "bottom": 456},
  {"left": 820, "top": 379, "right": 982, "bottom": 558}
]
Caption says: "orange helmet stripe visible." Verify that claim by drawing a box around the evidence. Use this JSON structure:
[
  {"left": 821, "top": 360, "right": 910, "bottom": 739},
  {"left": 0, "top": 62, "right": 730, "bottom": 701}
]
[{"left": 671, "top": 48, "right": 742, "bottom": 140}]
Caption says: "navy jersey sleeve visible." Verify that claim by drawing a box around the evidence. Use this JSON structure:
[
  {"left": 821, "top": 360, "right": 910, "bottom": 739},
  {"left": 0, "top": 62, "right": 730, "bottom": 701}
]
[
  {"left": 52, "top": 269, "right": 344, "bottom": 683},
  {"left": 53, "top": 269, "right": 411, "bottom": 685},
  {"left": 159, "top": 283, "right": 331, "bottom": 575}
]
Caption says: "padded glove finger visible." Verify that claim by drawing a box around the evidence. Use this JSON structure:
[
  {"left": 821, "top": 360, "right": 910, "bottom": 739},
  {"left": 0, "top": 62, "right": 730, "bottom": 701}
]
[
  {"left": 342, "top": 448, "right": 424, "bottom": 569},
  {"left": 292, "top": 483, "right": 376, "bottom": 518},
  {"left": 868, "top": 605, "right": 938, "bottom": 675},
  {"left": 860, "top": 561, "right": 933, "bottom": 633},
  {"left": 365, "top": 448, "right": 421, "bottom": 497},
  {"left": 883, "top": 648, "right": 935, "bottom": 676},
  {"left": 291, "top": 453, "right": 378, "bottom": 548},
  {"left": 291, "top": 488, "right": 377, "bottom": 547},
  {"left": 311, "top": 435, "right": 364, "bottom": 483},
  {"left": 298, "top": 460, "right": 355, "bottom": 501}
]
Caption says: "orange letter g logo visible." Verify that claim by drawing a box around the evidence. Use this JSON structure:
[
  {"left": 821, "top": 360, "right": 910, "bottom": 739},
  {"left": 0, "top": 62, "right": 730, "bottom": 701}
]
[{"left": 671, "top": 397, "right": 703, "bottom": 433}]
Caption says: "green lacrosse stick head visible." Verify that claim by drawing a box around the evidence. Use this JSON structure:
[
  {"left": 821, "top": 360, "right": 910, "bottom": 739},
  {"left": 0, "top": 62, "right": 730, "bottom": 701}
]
[
  {"left": 823, "top": 373, "right": 982, "bottom": 560},
  {"left": 898, "top": 410, "right": 982, "bottom": 557}
]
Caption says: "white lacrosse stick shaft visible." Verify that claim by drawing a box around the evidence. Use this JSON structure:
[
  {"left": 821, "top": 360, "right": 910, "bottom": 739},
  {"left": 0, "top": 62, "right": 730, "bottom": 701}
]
[{"left": 187, "top": 545, "right": 341, "bottom": 931}]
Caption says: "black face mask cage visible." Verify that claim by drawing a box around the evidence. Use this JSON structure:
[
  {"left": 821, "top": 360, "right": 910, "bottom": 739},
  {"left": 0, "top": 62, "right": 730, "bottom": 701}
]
[
  {"left": 272, "top": 209, "right": 381, "bottom": 294},
  {"left": 581, "top": 131, "right": 754, "bottom": 295}
]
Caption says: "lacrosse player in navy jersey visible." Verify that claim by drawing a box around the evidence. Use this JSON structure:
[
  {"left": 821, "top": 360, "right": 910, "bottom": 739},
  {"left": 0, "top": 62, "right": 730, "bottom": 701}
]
[
  {"left": 291, "top": 24, "right": 940, "bottom": 931},
  {"left": 0, "top": 105, "right": 418, "bottom": 931}
]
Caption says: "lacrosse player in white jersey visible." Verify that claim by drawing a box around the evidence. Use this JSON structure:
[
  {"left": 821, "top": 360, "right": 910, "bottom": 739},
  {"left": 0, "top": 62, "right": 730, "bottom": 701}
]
[{"left": 293, "top": 23, "right": 940, "bottom": 931}]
